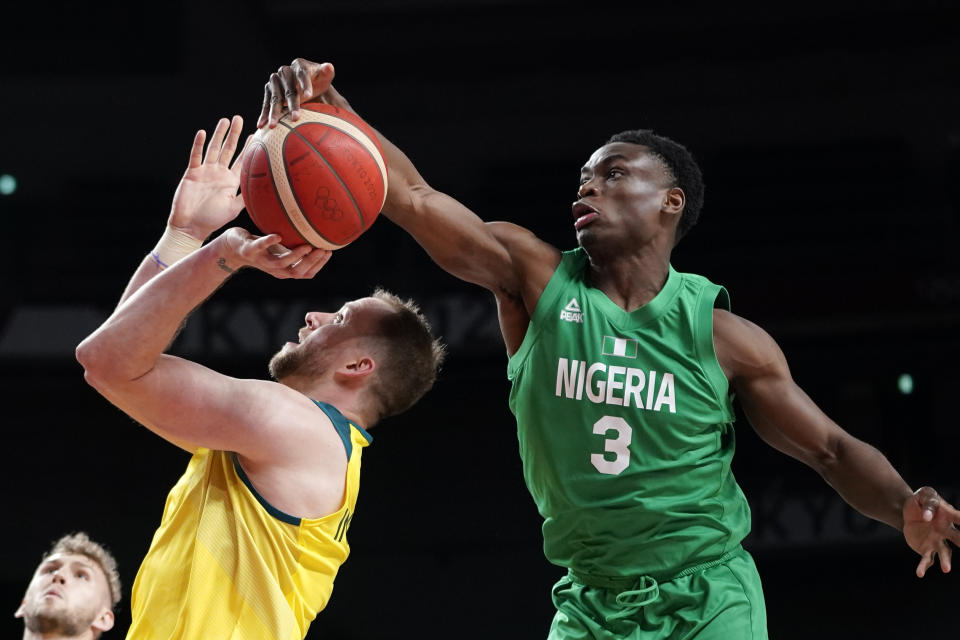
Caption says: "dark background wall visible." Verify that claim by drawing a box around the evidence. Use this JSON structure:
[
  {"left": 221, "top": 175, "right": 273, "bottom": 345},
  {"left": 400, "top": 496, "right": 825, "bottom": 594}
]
[{"left": 1, "top": 1, "right": 958, "bottom": 638}]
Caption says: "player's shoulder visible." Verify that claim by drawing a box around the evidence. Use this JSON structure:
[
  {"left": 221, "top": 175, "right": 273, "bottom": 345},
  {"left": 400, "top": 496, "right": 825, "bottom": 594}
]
[
  {"left": 240, "top": 379, "right": 337, "bottom": 435},
  {"left": 241, "top": 376, "right": 321, "bottom": 404},
  {"left": 712, "top": 308, "right": 775, "bottom": 346},
  {"left": 486, "top": 221, "right": 561, "bottom": 261},
  {"left": 712, "top": 308, "right": 760, "bottom": 333},
  {"left": 238, "top": 380, "right": 347, "bottom": 471},
  {"left": 486, "top": 220, "right": 563, "bottom": 301},
  {"left": 712, "top": 309, "right": 784, "bottom": 377}
]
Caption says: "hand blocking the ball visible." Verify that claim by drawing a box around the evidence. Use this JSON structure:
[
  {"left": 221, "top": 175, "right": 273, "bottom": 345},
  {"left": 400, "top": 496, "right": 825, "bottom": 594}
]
[{"left": 240, "top": 102, "right": 388, "bottom": 251}]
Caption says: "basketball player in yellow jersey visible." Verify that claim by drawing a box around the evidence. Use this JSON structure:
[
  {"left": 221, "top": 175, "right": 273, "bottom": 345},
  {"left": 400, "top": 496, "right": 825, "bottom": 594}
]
[{"left": 75, "top": 115, "right": 445, "bottom": 640}]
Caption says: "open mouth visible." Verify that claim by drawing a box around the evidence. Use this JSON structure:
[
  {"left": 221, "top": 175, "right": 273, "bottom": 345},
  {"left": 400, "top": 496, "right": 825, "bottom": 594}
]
[{"left": 572, "top": 201, "right": 599, "bottom": 230}]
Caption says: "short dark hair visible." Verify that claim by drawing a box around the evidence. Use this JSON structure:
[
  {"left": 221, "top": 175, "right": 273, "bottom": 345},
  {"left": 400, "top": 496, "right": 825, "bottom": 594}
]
[
  {"left": 605, "top": 129, "right": 704, "bottom": 243},
  {"left": 366, "top": 289, "right": 446, "bottom": 421}
]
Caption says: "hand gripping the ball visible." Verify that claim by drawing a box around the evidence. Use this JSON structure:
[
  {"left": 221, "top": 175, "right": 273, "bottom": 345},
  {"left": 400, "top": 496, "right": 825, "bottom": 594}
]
[
  {"left": 218, "top": 228, "right": 332, "bottom": 280},
  {"left": 244, "top": 61, "right": 387, "bottom": 251},
  {"left": 259, "top": 59, "right": 346, "bottom": 129}
]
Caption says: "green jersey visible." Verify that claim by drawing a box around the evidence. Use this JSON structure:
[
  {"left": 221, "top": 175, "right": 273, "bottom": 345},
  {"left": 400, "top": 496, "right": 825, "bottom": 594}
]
[{"left": 507, "top": 248, "right": 751, "bottom": 581}]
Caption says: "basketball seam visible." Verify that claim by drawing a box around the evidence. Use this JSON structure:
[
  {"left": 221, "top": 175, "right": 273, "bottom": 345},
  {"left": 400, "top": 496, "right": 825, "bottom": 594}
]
[
  {"left": 302, "top": 105, "right": 389, "bottom": 195},
  {"left": 246, "top": 139, "right": 310, "bottom": 246},
  {"left": 283, "top": 120, "right": 367, "bottom": 242}
]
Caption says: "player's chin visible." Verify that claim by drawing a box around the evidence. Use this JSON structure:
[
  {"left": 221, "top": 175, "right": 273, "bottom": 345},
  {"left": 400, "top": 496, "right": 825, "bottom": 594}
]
[{"left": 575, "top": 226, "right": 599, "bottom": 249}]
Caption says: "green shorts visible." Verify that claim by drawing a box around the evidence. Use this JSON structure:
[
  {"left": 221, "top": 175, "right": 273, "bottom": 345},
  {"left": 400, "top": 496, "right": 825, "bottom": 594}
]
[{"left": 548, "top": 546, "right": 767, "bottom": 640}]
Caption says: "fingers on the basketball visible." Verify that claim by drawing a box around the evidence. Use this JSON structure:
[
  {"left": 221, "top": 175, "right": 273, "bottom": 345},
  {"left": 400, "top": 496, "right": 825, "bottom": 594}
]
[
  {"left": 258, "top": 84, "right": 272, "bottom": 129},
  {"left": 277, "top": 243, "right": 312, "bottom": 266},
  {"left": 249, "top": 233, "right": 281, "bottom": 250},
  {"left": 274, "top": 245, "right": 313, "bottom": 278},
  {"left": 240, "top": 233, "right": 274, "bottom": 260},
  {"left": 294, "top": 62, "right": 313, "bottom": 103},
  {"left": 319, "top": 62, "right": 335, "bottom": 94},
  {"left": 266, "top": 242, "right": 292, "bottom": 257},
  {"left": 288, "top": 246, "right": 324, "bottom": 269},
  {"left": 293, "top": 244, "right": 315, "bottom": 262},
  {"left": 279, "top": 66, "right": 301, "bottom": 119},
  {"left": 219, "top": 115, "right": 244, "bottom": 166},
  {"left": 267, "top": 73, "right": 286, "bottom": 127},
  {"left": 305, "top": 62, "right": 335, "bottom": 107}
]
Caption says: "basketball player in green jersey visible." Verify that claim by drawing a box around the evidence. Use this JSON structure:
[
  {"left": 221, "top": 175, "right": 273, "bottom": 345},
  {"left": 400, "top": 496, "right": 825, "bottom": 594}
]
[{"left": 259, "top": 59, "right": 960, "bottom": 639}]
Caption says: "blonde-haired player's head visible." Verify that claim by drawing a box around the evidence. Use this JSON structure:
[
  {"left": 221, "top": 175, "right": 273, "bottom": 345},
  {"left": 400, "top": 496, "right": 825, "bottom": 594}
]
[
  {"left": 17, "top": 532, "right": 121, "bottom": 639},
  {"left": 268, "top": 288, "right": 446, "bottom": 426}
]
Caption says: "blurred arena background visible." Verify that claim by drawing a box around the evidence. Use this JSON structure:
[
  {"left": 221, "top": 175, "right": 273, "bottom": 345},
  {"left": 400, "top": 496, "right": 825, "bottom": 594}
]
[{"left": 1, "top": 1, "right": 957, "bottom": 637}]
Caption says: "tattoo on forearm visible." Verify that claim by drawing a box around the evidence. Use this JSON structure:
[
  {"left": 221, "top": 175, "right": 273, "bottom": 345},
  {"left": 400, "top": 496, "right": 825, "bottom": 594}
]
[{"left": 217, "top": 257, "right": 235, "bottom": 274}]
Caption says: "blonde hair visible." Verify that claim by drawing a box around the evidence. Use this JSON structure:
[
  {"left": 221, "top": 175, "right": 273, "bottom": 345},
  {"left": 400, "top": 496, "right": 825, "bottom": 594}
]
[{"left": 45, "top": 532, "right": 121, "bottom": 608}]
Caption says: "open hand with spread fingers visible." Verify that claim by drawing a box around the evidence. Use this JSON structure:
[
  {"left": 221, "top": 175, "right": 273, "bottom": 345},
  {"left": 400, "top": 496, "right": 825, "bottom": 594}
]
[
  {"left": 902, "top": 486, "right": 960, "bottom": 577},
  {"left": 169, "top": 115, "right": 251, "bottom": 242}
]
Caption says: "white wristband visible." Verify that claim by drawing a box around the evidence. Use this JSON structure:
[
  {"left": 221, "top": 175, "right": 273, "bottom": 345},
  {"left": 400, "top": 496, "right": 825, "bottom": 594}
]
[{"left": 150, "top": 226, "right": 203, "bottom": 269}]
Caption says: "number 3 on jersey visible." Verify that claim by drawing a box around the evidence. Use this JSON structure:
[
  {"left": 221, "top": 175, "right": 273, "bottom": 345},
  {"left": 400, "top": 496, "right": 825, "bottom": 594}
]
[{"left": 591, "top": 416, "right": 632, "bottom": 475}]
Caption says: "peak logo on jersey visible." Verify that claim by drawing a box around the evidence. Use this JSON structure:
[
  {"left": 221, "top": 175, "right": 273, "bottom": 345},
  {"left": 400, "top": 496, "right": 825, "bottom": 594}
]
[
  {"left": 602, "top": 336, "right": 638, "bottom": 358},
  {"left": 560, "top": 298, "right": 584, "bottom": 323},
  {"left": 555, "top": 357, "right": 676, "bottom": 413}
]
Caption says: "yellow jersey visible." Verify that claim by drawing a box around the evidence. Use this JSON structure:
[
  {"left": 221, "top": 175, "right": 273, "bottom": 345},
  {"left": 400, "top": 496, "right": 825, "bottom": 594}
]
[{"left": 127, "top": 401, "right": 372, "bottom": 640}]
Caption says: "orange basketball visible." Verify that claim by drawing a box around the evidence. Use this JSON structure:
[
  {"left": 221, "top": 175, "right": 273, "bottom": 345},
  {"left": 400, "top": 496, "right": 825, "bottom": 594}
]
[{"left": 240, "top": 103, "right": 388, "bottom": 250}]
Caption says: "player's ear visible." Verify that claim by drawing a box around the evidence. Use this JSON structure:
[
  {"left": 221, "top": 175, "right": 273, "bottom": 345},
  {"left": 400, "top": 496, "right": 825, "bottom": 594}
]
[
  {"left": 334, "top": 357, "right": 376, "bottom": 382},
  {"left": 661, "top": 187, "right": 685, "bottom": 216},
  {"left": 92, "top": 609, "right": 115, "bottom": 633}
]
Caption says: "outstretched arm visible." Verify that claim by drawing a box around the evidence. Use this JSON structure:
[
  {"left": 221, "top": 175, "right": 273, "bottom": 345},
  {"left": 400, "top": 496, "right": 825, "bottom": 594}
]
[
  {"left": 77, "top": 118, "right": 332, "bottom": 457},
  {"left": 258, "top": 59, "right": 561, "bottom": 352},
  {"left": 714, "top": 309, "right": 960, "bottom": 578}
]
